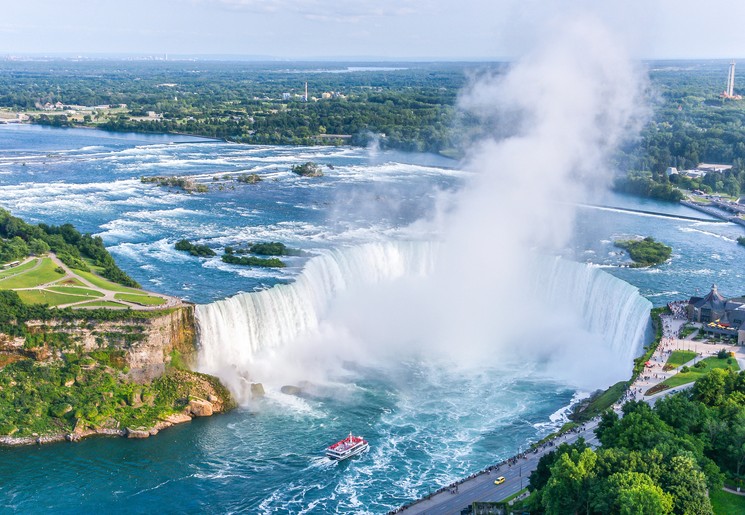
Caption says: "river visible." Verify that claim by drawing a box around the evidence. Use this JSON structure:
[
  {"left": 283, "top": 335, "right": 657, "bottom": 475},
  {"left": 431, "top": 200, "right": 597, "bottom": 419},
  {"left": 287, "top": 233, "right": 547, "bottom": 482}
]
[{"left": 0, "top": 124, "right": 743, "bottom": 513}]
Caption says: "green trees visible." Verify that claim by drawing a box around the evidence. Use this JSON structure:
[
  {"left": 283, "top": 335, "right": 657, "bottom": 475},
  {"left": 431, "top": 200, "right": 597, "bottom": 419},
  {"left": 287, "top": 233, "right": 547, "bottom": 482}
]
[
  {"left": 541, "top": 448, "right": 598, "bottom": 514},
  {"left": 527, "top": 367, "right": 745, "bottom": 515},
  {"left": 174, "top": 239, "right": 216, "bottom": 257},
  {"left": 614, "top": 237, "right": 672, "bottom": 267},
  {"left": 0, "top": 236, "right": 29, "bottom": 263}
]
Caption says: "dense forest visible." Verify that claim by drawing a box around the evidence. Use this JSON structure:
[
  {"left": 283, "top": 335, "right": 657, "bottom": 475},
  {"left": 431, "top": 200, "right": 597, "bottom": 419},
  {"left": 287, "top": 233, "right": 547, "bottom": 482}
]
[{"left": 524, "top": 367, "right": 745, "bottom": 514}]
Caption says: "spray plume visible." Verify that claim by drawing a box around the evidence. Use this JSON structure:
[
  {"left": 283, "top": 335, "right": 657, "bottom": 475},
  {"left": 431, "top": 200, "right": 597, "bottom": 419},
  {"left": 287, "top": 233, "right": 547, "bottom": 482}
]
[{"left": 197, "top": 16, "right": 651, "bottom": 400}]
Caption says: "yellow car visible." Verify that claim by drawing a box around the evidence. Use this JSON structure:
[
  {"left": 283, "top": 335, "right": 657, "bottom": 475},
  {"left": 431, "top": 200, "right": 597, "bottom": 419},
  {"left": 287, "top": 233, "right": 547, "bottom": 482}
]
[{"left": 494, "top": 476, "right": 506, "bottom": 485}]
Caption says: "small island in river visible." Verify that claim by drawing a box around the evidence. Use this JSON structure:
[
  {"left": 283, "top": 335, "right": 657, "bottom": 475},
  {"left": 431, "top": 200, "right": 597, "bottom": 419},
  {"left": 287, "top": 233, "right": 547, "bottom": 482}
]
[{"left": 614, "top": 236, "right": 672, "bottom": 267}]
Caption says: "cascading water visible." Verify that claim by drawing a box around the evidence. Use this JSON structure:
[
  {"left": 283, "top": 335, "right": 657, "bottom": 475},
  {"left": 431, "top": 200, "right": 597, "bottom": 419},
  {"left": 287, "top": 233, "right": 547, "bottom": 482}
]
[
  {"left": 532, "top": 257, "right": 653, "bottom": 366},
  {"left": 196, "top": 240, "right": 651, "bottom": 400},
  {"left": 196, "top": 241, "right": 438, "bottom": 396}
]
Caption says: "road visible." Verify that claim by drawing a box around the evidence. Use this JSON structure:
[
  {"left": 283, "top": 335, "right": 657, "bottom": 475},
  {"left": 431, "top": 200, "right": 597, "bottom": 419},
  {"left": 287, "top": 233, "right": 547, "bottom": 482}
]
[{"left": 397, "top": 421, "right": 601, "bottom": 515}]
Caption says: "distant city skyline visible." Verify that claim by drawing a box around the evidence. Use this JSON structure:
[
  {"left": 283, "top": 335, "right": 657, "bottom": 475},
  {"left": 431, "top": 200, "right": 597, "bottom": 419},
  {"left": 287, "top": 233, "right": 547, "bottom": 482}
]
[{"left": 2, "top": 0, "right": 745, "bottom": 60}]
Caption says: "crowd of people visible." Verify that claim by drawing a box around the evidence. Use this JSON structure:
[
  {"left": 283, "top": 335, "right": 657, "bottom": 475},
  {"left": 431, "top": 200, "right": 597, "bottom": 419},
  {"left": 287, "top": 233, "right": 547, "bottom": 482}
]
[{"left": 668, "top": 300, "right": 689, "bottom": 320}]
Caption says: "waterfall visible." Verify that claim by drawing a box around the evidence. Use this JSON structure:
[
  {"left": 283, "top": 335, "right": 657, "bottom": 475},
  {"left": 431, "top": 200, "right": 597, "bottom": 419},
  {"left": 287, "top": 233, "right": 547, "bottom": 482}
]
[
  {"left": 195, "top": 241, "right": 437, "bottom": 393},
  {"left": 196, "top": 241, "right": 651, "bottom": 397},
  {"left": 530, "top": 257, "right": 653, "bottom": 367}
]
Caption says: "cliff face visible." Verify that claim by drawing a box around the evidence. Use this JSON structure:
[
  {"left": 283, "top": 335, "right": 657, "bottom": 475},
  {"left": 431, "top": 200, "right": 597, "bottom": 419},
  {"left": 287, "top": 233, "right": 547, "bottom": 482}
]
[
  {"left": 0, "top": 306, "right": 238, "bottom": 446},
  {"left": 16, "top": 306, "right": 198, "bottom": 382},
  {"left": 121, "top": 307, "right": 198, "bottom": 382}
]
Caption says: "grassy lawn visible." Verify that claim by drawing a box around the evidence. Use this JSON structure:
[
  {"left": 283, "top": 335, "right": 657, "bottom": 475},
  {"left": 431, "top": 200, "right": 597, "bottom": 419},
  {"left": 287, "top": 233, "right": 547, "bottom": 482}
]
[
  {"left": 75, "top": 300, "right": 129, "bottom": 308},
  {"left": 664, "top": 350, "right": 697, "bottom": 370},
  {"left": 576, "top": 381, "right": 628, "bottom": 421},
  {"left": 0, "top": 259, "right": 38, "bottom": 279},
  {"left": 76, "top": 269, "right": 143, "bottom": 294},
  {"left": 16, "top": 289, "right": 89, "bottom": 307},
  {"left": 57, "top": 277, "right": 86, "bottom": 287},
  {"left": 46, "top": 286, "right": 104, "bottom": 298},
  {"left": 656, "top": 357, "right": 740, "bottom": 390},
  {"left": 0, "top": 258, "right": 64, "bottom": 289},
  {"left": 710, "top": 488, "right": 745, "bottom": 514},
  {"left": 114, "top": 293, "right": 166, "bottom": 306},
  {"left": 501, "top": 488, "right": 528, "bottom": 504}
]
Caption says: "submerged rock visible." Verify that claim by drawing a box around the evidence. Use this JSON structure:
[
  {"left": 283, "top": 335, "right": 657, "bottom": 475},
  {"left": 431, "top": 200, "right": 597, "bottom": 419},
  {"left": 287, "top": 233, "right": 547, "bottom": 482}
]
[{"left": 280, "top": 385, "right": 302, "bottom": 396}]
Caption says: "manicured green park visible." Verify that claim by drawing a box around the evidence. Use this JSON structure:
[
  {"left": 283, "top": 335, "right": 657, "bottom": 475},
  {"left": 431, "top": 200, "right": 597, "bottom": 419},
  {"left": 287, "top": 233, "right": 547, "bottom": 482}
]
[
  {"left": 46, "top": 285, "right": 104, "bottom": 298},
  {"left": 114, "top": 293, "right": 166, "bottom": 306},
  {"left": 0, "top": 256, "right": 168, "bottom": 309},
  {"left": 76, "top": 300, "right": 129, "bottom": 308},
  {"left": 76, "top": 269, "right": 143, "bottom": 294},
  {"left": 710, "top": 488, "right": 745, "bottom": 514},
  {"left": 663, "top": 350, "right": 697, "bottom": 370},
  {"left": 0, "top": 258, "right": 63, "bottom": 289},
  {"left": 0, "top": 259, "right": 38, "bottom": 279},
  {"left": 649, "top": 356, "right": 740, "bottom": 394},
  {"left": 16, "top": 289, "right": 90, "bottom": 306}
]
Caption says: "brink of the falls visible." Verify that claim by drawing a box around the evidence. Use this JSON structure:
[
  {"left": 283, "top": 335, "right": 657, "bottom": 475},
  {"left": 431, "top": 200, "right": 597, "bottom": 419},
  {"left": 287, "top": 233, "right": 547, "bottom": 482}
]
[{"left": 195, "top": 241, "right": 651, "bottom": 402}]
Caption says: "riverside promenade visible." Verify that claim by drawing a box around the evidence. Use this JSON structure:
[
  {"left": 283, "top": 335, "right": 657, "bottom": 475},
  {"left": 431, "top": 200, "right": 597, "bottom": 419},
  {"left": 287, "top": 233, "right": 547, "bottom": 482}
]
[{"left": 392, "top": 421, "right": 601, "bottom": 515}]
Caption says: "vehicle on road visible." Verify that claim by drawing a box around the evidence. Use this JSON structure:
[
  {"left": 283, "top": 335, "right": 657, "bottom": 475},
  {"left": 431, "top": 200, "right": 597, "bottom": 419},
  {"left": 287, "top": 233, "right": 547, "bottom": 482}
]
[{"left": 494, "top": 476, "right": 505, "bottom": 485}]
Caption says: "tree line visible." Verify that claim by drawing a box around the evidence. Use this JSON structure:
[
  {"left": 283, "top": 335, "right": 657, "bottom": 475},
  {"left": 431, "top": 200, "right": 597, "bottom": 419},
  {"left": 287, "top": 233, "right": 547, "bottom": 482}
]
[{"left": 525, "top": 366, "right": 745, "bottom": 514}]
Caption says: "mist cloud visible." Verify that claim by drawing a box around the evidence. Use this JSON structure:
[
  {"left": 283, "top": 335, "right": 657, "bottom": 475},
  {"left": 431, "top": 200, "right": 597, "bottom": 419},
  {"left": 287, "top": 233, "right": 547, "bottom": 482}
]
[
  {"left": 325, "top": 15, "right": 649, "bottom": 385},
  {"left": 198, "top": 15, "right": 651, "bottom": 398}
]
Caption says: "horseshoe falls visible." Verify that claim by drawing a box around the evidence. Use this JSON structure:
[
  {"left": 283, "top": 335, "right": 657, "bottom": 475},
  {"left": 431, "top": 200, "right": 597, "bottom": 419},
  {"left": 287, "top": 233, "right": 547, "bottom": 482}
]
[{"left": 196, "top": 241, "right": 652, "bottom": 402}]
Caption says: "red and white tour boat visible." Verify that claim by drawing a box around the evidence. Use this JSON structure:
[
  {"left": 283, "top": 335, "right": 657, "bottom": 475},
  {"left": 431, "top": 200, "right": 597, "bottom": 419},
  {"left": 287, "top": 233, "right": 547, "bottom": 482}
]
[{"left": 325, "top": 432, "right": 369, "bottom": 460}]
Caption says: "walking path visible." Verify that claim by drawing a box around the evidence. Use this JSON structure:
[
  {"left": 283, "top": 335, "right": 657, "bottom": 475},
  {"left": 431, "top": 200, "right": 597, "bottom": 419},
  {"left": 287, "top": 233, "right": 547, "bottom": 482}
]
[
  {"left": 7, "top": 253, "right": 182, "bottom": 311},
  {"left": 394, "top": 421, "right": 601, "bottom": 515},
  {"left": 620, "top": 314, "right": 744, "bottom": 407}
]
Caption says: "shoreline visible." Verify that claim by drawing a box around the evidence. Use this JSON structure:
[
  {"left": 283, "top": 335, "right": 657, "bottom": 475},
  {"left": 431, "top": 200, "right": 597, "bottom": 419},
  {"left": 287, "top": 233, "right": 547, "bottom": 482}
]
[
  {"left": 0, "top": 400, "right": 222, "bottom": 448},
  {"left": 0, "top": 120, "right": 459, "bottom": 163}
]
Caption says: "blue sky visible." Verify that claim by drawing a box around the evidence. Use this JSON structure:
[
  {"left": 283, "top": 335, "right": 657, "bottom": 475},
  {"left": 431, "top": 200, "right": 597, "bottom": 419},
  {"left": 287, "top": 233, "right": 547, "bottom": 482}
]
[{"left": 2, "top": 0, "right": 744, "bottom": 59}]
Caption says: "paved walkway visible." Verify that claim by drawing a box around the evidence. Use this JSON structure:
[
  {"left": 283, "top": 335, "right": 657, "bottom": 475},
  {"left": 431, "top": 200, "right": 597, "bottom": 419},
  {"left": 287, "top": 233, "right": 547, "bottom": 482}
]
[
  {"left": 622, "top": 314, "right": 744, "bottom": 406},
  {"left": 396, "top": 421, "right": 601, "bottom": 515}
]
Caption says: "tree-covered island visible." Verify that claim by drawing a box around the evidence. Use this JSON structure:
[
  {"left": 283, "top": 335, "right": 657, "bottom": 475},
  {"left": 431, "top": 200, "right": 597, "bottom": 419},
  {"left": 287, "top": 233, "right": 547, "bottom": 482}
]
[
  {"left": 614, "top": 237, "right": 672, "bottom": 267},
  {"left": 174, "top": 239, "right": 306, "bottom": 268}
]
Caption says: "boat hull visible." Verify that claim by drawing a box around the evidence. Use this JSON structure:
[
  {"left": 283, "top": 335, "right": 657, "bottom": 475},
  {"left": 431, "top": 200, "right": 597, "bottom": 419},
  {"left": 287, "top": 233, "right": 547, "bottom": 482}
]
[{"left": 326, "top": 442, "right": 369, "bottom": 461}]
